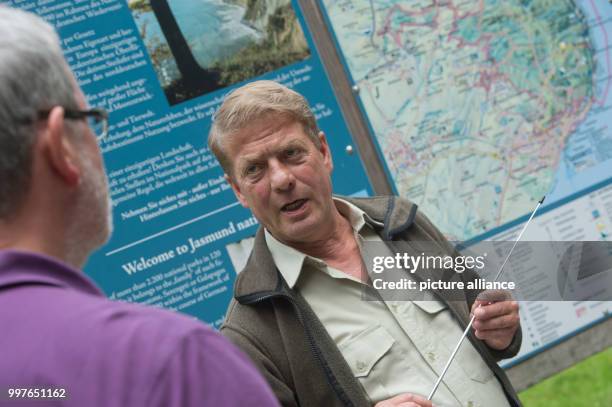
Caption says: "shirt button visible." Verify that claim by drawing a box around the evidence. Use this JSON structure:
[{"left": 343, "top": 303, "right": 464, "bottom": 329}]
[
  {"left": 356, "top": 361, "right": 367, "bottom": 372},
  {"left": 467, "top": 402, "right": 474, "bottom": 407},
  {"left": 427, "top": 352, "right": 436, "bottom": 362}
]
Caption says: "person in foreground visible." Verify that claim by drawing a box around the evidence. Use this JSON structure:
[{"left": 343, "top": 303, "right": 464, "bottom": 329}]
[
  {"left": 0, "top": 6, "right": 280, "bottom": 407},
  {"left": 210, "top": 80, "right": 523, "bottom": 407}
]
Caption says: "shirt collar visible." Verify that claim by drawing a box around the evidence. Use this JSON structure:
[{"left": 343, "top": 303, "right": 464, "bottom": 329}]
[
  {"left": 334, "top": 197, "right": 384, "bottom": 231},
  {"left": 265, "top": 197, "right": 383, "bottom": 288},
  {"left": 0, "top": 249, "right": 104, "bottom": 297}
]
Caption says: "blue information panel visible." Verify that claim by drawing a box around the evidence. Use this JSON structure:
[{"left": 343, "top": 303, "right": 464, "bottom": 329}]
[{"left": 5, "top": 0, "right": 372, "bottom": 327}]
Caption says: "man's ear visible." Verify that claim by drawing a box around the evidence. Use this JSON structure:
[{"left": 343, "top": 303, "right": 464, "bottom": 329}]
[
  {"left": 318, "top": 131, "right": 333, "bottom": 173},
  {"left": 41, "top": 106, "right": 80, "bottom": 186},
  {"left": 225, "top": 173, "right": 249, "bottom": 208}
]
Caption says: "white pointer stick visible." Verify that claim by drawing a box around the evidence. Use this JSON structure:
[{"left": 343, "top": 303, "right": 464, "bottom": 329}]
[{"left": 427, "top": 196, "right": 546, "bottom": 401}]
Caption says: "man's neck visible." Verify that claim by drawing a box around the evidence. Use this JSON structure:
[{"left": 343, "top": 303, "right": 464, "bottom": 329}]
[
  {"left": 0, "top": 213, "right": 82, "bottom": 269},
  {"left": 0, "top": 235, "right": 57, "bottom": 262},
  {"left": 287, "top": 209, "right": 365, "bottom": 280}
]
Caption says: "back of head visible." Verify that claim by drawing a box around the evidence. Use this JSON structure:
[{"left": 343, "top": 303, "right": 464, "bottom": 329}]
[
  {"left": 0, "top": 5, "right": 77, "bottom": 219},
  {"left": 208, "top": 80, "right": 320, "bottom": 175}
]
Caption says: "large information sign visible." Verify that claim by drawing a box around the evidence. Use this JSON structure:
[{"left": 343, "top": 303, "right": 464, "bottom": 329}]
[
  {"left": 318, "top": 0, "right": 612, "bottom": 363},
  {"left": 5, "top": 0, "right": 372, "bottom": 327}
]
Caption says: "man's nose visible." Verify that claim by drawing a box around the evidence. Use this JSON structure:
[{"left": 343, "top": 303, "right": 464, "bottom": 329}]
[{"left": 269, "top": 160, "right": 295, "bottom": 191}]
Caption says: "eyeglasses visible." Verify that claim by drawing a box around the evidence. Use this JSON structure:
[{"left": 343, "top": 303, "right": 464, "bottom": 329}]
[
  {"left": 33, "top": 107, "right": 109, "bottom": 142},
  {"left": 64, "top": 108, "right": 108, "bottom": 141}
]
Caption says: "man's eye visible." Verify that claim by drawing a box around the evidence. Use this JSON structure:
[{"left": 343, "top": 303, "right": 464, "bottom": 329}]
[
  {"left": 245, "top": 164, "right": 260, "bottom": 175},
  {"left": 285, "top": 148, "right": 300, "bottom": 158}
]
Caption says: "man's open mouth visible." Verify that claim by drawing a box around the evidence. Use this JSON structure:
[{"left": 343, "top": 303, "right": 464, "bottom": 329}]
[{"left": 281, "top": 199, "right": 307, "bottom": 212}]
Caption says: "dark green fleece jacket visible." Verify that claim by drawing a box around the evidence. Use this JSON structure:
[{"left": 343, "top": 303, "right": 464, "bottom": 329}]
[{"left": 221, "top": 196, "right": 522, "bottom": 407}]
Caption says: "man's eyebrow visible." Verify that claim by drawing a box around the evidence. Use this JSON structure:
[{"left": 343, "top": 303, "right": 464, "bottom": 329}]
[
  {"left": 279, "top": 138, "right": 309, "bottom": 149},
  {"left": 240, "top": 138, "right": 309, "bottom": 163},
  {"left": 239, "top": 152, "right": 265, "bottom": 166}
]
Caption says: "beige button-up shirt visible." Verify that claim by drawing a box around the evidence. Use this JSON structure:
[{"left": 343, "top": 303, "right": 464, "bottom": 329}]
[{"left": 265, "top": 199, "right": 510, "bottom": 407}]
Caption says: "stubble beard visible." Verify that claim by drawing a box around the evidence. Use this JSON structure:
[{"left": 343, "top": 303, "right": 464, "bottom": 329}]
[{"left": 65, "top": 156, "right": 114, "bottom": 268}]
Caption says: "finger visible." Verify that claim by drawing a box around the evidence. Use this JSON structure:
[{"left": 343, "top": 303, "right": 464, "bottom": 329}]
[
  {"left": 398, "top": 402, "right": 432, "bottom": 407},
  {"left": 475, "top": 326, "right": 517, "bottom": 349},
  {"left": 476, "top": 289, "right": 512, "bottom": 303},
  {"left": 381, "top": 393, "right": 418, "bottom": 405},
  {"left": 473, "top": 301, "right": 518, "bottom": 320},
  {"left": 471, "top": 300, "right": 495, "bottom": 315},
  {"left": 403, "top": 394, "right": 432, "bottom": 406},
  {"left": 474, "top": 326, "right": 516, "bottom": 341},
  {"left": 383, "top": 393, "right": 432, "bottom": 407},
  {"left": 471, "top": 299, "right": 496, "bottom": 315},
  {"left": 473, "top": 312, "right": 520, "bottom": 331},
  {"left": 392, "top": 393, "right": 417, "bottom": 402}
]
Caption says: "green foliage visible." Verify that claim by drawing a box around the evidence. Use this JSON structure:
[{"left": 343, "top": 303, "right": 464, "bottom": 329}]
[
  {"left": 149, "top": 37, "right": 172, "bottom": 68},
  {"left": 128, "top": 0, "right": 152, "bottom": 13},
  {"left": 211, "top": 3, "right": 309, "bottom": 86},
  {"left": 214, "top": 42, "right": 309, "bottom": 85},
  {"left": 518, "top": 347, "right": 612, "bottom": 407}
]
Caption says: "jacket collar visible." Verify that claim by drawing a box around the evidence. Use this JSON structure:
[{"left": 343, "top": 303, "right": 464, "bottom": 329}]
[{"left": 234, "top": 195, "right": 417, "bottom": 301}]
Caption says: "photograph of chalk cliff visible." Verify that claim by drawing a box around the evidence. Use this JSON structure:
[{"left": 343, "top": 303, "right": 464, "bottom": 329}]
[{"left": 129, "top": 0, "right": 311, "bottom": 105}]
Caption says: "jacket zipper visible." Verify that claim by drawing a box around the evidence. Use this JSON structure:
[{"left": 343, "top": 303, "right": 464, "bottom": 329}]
[{"left": 243, "top": 292, "right": 356, "bottom": 407}]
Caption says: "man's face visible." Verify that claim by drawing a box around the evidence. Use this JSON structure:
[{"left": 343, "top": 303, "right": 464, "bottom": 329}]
[{"left": 225, "top": 116, "right": 335, "bottom": 245}]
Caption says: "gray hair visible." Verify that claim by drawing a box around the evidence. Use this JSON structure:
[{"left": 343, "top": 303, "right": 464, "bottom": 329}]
[
  {"left": 0, "top": 5, "right": 78, "bottom": 218},
  {"left": 208, "top": 80, "right": 320, "bottom": 176}
]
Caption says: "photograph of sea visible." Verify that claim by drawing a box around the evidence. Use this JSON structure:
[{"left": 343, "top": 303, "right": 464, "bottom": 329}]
[{"left": 129, "top": 0, "right": 311, "bottom": 105}]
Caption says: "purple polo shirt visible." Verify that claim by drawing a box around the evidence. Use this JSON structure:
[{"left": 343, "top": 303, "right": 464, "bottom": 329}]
[{"left": 0, "top": 250, "right": 280, "bottom": 407}]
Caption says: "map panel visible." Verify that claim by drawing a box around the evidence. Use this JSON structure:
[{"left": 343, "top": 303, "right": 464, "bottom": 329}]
[{"left": 321, "top": 0, "right": 612, "bottom": 241}]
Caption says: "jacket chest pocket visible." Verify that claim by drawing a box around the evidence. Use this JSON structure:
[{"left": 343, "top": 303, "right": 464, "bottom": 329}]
[{"left": 339, "top": 325, "right": 395, "bottom": 401}]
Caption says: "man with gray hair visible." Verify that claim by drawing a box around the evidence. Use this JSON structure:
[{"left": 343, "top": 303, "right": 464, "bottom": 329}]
[
  {"left": 212, "top": 80, "right": 523, "bottom": 407},
  {"left": 0, "top": 6, "right": 280, "bottom": 407}
]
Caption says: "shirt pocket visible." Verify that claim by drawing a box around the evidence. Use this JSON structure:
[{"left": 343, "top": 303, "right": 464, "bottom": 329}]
[
  {"left": 455, "top": 338, "right": 495, "bottom": 383},
  {"left": 340, "top": 325, "right": 395, "bottom": 400},
  {"left": 412, "top": 299, "right": 447, "bottom": 314},
  {"left": 412, "top": 300, "right": 493, "bottom": 384}
]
